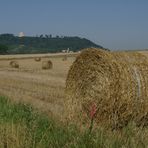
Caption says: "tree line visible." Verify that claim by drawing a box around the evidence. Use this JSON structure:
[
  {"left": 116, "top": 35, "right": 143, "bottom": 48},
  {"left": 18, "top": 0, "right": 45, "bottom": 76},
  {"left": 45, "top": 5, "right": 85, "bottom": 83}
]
[{"left": 0, "top": 33, "right": 104, "bottom": 54}]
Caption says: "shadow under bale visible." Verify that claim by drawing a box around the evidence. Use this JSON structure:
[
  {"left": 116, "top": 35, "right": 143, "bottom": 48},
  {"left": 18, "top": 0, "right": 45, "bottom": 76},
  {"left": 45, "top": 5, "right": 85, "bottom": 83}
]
[
  {"left": 65, "top": 48, "right": 148, "bottom": 129},
  {"left": 9, "top": 61, "right": 19, "bottom": 68}
]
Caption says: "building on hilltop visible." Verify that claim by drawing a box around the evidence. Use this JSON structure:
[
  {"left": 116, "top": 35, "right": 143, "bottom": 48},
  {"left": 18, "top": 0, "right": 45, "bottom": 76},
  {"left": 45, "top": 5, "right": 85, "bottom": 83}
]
[{"left": 19, "top": 32, "right": 25, "bottom": 37}]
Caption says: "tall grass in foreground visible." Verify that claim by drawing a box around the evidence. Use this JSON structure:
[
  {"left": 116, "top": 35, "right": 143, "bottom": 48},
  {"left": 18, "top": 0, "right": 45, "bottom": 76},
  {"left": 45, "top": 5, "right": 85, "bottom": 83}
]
[{"left": 0, "top": 96, "right": 148, "bottom": 148}]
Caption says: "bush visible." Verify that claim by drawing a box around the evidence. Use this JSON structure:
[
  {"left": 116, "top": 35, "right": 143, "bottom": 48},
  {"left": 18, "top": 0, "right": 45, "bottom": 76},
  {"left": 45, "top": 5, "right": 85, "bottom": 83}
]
[{"left": 0, "top": 44, "right": 8, "bottom": 54}]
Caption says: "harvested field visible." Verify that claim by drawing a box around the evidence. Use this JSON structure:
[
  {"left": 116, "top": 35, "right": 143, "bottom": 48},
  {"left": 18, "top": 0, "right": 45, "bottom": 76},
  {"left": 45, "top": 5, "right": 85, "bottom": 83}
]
[
  {"left": 0, "top": 50, "right": 148, "bottom": 128},
  {"left": 0, "top": 52, "right": 78, "bottom": 61},
  {"left": 65, "top": 48, "right": 148, "bottom": 128},
  {"left": 0, "top": 53, "right": 76, "bottom": 120}
]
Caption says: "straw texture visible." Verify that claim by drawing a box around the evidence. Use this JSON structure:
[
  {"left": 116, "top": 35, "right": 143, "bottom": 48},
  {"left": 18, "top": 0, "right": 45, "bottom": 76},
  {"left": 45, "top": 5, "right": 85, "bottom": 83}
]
[
  {"left": 65, "top": 48, "right": 148, "bottom": 128},
  {"left": 42, "top": 60, "right": 53, "bottom": 69},
  {"left": 9, "top": 61, "right": 19, "bottom": 68}
]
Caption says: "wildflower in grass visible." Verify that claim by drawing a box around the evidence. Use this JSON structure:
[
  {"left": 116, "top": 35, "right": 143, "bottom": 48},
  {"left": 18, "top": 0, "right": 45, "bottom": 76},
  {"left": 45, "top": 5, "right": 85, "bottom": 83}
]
[
  {"left": 90, "top": 102, "right": 97, "bottom": 119},
  {"left": 89, "top": 102, "right": 97, "bottom": 134}
]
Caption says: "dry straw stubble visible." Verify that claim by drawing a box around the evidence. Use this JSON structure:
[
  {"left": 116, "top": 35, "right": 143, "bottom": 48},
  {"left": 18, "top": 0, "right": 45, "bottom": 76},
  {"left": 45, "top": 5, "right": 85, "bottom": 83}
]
[{"left": 65, "top": 48, "right": 148, "bottom": 129}]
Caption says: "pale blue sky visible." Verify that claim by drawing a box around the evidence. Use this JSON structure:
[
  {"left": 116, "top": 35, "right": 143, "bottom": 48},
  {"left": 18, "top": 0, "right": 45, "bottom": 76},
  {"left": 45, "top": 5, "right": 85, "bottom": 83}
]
[{"left": 0, "top": 0, "right": 148, "bottom": 50}]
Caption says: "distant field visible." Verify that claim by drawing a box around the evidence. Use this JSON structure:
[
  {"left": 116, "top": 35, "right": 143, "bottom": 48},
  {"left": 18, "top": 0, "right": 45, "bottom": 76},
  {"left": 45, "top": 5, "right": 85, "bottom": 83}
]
[
  {"left": 0, "top": 52, "right": 78, "bottom": 60},
  {"left": 0, "top": 53, "right": 77, "bottom": 119},
  {"left": 139, "top": 51, "right": 148, "bottom": 57}
]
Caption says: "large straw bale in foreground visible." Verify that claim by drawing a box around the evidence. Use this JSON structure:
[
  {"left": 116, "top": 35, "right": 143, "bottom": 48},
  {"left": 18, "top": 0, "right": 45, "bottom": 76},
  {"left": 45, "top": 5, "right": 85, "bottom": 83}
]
[
  {"left": 65, "top": 48, "right": 148, "bottom": 129},
  {"left": 9, "top": 61, "right": 19, "bottom": 68},
  {"left": 42, "top": 60, "right": 53, "bottom": 69}
]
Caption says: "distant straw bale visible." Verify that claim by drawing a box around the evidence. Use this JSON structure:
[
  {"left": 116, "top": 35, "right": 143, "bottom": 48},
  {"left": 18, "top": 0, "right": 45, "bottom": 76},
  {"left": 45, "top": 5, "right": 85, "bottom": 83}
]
[
  {"left": 62, "top": 55, "right": 67, "bottom": 61},
  {"left": 34, "top": 57, "right": 41, "bottom": 62},
  {"left": 65, "top": 48, "right": 148, "bottom": 129},
  {"left": 42, "top": 60, "right": 53, "bottom": 69},
  {"left": 9, "top": 61, "right": 19, "bottom": 68}
]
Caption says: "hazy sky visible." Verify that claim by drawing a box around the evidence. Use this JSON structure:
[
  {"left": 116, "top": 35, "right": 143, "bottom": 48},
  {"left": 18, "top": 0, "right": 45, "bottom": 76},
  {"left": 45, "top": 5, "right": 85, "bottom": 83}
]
[{"left": 0, "top": 0, "right": 148, "bottom": 50}]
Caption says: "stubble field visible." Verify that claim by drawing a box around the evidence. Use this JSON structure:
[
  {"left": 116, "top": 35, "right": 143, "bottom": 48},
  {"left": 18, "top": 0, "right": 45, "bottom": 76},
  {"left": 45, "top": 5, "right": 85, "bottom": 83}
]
[
  {"left": 0, "top": 53, "right": 77, "bottom": 119},
  {"left": 0, "top": 51, "right": 147, "bottom": 120}
]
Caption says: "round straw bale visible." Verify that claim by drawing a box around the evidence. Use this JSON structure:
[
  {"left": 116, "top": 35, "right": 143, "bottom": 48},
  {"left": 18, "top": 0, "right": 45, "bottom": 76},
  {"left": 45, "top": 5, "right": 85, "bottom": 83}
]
[
  {"left": 34, "top": 57, "right": 41, "bottom": 62},
  {"left": 9, "top": 61, "right": 19, "bottom": 68},
  {"left": 65, "top": 48, "right": 148, "bottom": 129},
  {"left": 62, "top": 55, "right": 67, "bottom": 61},
  {"left": 42, "top": 60, "right": 53, "bottom": 69}
]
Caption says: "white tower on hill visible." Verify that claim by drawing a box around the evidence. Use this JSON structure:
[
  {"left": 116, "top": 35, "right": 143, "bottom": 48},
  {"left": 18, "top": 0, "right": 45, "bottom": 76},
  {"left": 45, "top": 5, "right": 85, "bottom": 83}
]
[{"left": 19, "top": 32, "right": 25, "bottom": 37}]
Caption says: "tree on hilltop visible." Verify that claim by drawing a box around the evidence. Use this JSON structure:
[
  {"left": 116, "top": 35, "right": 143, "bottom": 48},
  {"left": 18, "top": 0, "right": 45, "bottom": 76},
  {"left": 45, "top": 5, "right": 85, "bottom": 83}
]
[{"left": 0, "top": 44, "right": 8, "bottom": 54}]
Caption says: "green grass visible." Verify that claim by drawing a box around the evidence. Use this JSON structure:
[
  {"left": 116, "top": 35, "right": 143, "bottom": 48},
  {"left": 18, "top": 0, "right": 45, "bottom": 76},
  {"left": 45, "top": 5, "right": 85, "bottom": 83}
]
[{"left": 0, "top": 96, "right": 148, "bottom": 148}]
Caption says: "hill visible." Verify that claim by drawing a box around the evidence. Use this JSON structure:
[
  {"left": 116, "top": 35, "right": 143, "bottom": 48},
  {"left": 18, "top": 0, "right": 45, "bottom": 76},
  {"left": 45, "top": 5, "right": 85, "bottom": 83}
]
[{"left": 0, "top": 34, "right": 104, "bottom": 54}]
